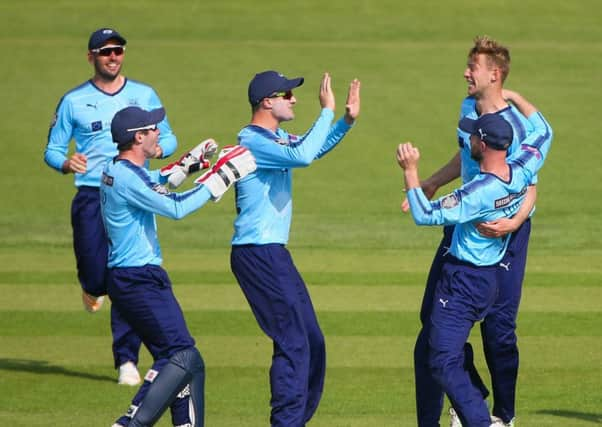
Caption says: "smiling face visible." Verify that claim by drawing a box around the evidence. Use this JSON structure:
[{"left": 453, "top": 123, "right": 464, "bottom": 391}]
[
  {"left": 88, "top": 38, "right": 125, "bottom": 82},
  {"left": 463, "top": 53, "right": 497, "bottom": 99}
]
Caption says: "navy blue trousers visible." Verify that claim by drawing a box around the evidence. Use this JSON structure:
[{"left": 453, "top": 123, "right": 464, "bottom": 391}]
[
  {"left": 71, "top": 187, "right": 142, "bottom": 368},
  {"left": 429, "top": 257, "right": 498, "bottom": 427},
  {"left": 415, "top": 221, "right": 530, "bottom": 426},
  {"left": 108, "top": 265, "right": 197, "bottom": 426},
  {"left": 231, "top": 244, "right": 326, "bottom": 427}
]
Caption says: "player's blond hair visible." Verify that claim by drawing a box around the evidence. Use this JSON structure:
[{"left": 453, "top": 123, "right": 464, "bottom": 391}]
[{"left": 468, "top": 36, "right": 511, "bottom": 82}]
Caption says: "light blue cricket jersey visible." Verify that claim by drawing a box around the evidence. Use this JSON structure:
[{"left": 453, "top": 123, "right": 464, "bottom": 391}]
[
  {"left": 100, "top": 158, "right": 212, "bottom": 268},
  {"left": 45, "top": 78, "right": 177, "bottom": 187},
  {"left": 458, "top": 96, "right": 548, "bottom": 185},
  {"left": 232, "top": 108, "right": 352, "bottom": 245},
  {"left": 408, "top": 112, "right": 552, "bottom": 266}
]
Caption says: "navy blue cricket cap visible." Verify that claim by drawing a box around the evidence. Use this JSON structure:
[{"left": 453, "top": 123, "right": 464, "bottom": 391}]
[
  {"left": 248, "top": 70, "right": 304, "bottom": 106},
  {"left": 88, "top": 28, "right": 127, "bottom": 50},
  {"left": 458, "top": 113, "right": 513, "bottom": 151},
  {"left": 111, "top": 106, "right": 165, "bottom": 147}
]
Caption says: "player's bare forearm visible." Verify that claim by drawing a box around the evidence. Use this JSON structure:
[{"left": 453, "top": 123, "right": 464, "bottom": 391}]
[
  {"left": 513, "top": 184, "right": 537, "bottom": 225},
  {"left": 404, "top": 168, "right": 420, "bottom": 190},
  {"left": 423, "top": 150, "right": 461, "bottom": 195},
  {"left": 477, "top": 185, "right": 537, "bottom": 237},
  {"left": 502, "top": 89, "right": 538, "bottom": 117}
]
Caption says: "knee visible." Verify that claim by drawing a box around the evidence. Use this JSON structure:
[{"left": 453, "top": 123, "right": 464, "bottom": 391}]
[
  {"left": 170, "top": 347, "right": 205, "bottom": 375},
  {"left": 428, "top": 351, "right": 459, "bottom": 388}
]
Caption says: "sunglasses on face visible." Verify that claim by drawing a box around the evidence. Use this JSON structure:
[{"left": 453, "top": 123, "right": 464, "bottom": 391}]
[
  {"left": 91, "top": 45, "right": 125, "bottom": 57},
  {"left": 127, "top": 123, "right": 158, "bottom": 132},
  {"left": 269, "top": 90, "right": 294, "bottom": 100}
]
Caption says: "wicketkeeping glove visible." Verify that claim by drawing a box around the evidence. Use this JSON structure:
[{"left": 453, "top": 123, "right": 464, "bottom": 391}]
[
  {"left": 194, "top": 145, "right": 257, "bottom": 201},
  {"left": 160, "top": 139, "right": 219, "bottom": 188}
]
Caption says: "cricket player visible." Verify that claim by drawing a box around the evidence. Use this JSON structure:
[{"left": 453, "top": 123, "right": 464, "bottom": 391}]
[
  {"left": 103, "top": 106, "right": 256, "bottom": 427},
  {"left": 405, "top": 36, "right": 553, "bottom": 427},
  {"left": 230, "top": 71, "right": 360, "bottom": 427},
  {"left": 44, "top": 27, "right": 178, "bottom": 385},
  {"left": 397, "top": 111, "right": 552, "bottom": 427}
]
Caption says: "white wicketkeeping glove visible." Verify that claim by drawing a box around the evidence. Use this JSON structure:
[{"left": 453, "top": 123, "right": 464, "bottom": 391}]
[
  {"left": 160, "top": 139, "right": 219, "bottom": 188},
  {"left": 194, "top": 145, "right": 257, "bottom": 201}
]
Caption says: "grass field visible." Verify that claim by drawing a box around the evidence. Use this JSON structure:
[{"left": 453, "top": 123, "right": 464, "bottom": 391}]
[{"left": 1, "top": 0, "right": 601, "bottom": 426}]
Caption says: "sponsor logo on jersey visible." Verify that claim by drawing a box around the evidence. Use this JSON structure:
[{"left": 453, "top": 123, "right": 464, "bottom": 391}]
[
  {"left": 441, "top": 193, "right": 459, "bottom": 209},
  {"left": 91, "top": 121, "right": 102, "bottom": 132},
  {"left": 86, "top": 102, "right": 98, "bottom": 109},
  {"left": 101, "top": 172, "right": 114, "bottom": 186},
  {"left": 494, "top": 186, "right": 527, "bottom": 209}
]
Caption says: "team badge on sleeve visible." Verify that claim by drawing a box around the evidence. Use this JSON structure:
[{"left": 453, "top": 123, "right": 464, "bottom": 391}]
[{"left": 441, "top": 193, "right": 460, "bottom": 209}]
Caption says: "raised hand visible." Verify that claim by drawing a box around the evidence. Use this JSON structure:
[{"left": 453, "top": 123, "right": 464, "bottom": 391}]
[
  {"left": 344, "top": 79, "right": 361, "bottom": 124},
  {"left": 319, "top": 72, "right": 335, "bottom": 112}
]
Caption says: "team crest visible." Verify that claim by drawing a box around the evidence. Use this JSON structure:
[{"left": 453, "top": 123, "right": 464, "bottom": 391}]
[{"left": 441, "top": 193, "right": 459, "bottom": 209}]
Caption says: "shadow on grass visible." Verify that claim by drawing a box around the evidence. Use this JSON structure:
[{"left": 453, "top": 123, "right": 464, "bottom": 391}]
[
  {"left": 0, "top": 358, "right": 114, "bottom": 383},
  {"left": 537, "top": 409, "right": 602, "bottom": 424}
]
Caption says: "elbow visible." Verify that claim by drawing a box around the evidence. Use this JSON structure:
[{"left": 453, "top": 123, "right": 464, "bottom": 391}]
[
  {"left": 411, "top": 213, "right": 430, "bottom": 226},
  {"left": 291, "top": 156, "right": 313, "bottom": 167}
]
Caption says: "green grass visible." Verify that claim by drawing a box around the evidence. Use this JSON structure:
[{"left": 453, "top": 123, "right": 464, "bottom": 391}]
[{"left": 1, "top": 0, "right": 601, "bottom": 426}]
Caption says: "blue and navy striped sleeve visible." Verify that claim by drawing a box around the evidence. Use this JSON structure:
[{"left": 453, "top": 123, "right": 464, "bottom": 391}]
[
  {"left": 44, "top": 95, "right": 74, "bottom": 172},
  {"left": 243, "top": 108, "right": 336, "bottom": 169},
  {"left": 407, "top": 180, "right": 488, "bottom": 226},
  {"left": 120, "top": 163, "right": 211, "bottom": 219},
  {"left": 314, "top": 117, "right": 352, "bottom": 159},
  {"left": 148, "top": 89, "right": 177, "bottom": 158},
  {"left": 509, "top": 111, "right": 553, "bottom": 182}
]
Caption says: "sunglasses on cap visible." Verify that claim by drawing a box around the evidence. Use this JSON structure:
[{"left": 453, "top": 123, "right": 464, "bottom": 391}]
[
  {"left": 126, "top": 124, "right": 158, "bottom": 132},
  {"left": 269, "top": 90, "right": 294, "bottom": 100},
  {"left": 91, "top": 45, "right": 126, "bottom": 57}
]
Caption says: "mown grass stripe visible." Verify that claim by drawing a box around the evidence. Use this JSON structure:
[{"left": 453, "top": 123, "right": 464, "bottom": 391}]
[
  {"left": 1, "top": 284, "right": 601, "bottom": 312},
  {"left": 1, "top": 311, "right": 600, "bottom": 337},
  {"left": 2, "top": 270, "right": 601, "bottom": 287},
  {"left": 1, "top": 336, "right": 599, "bottom": 368}
]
